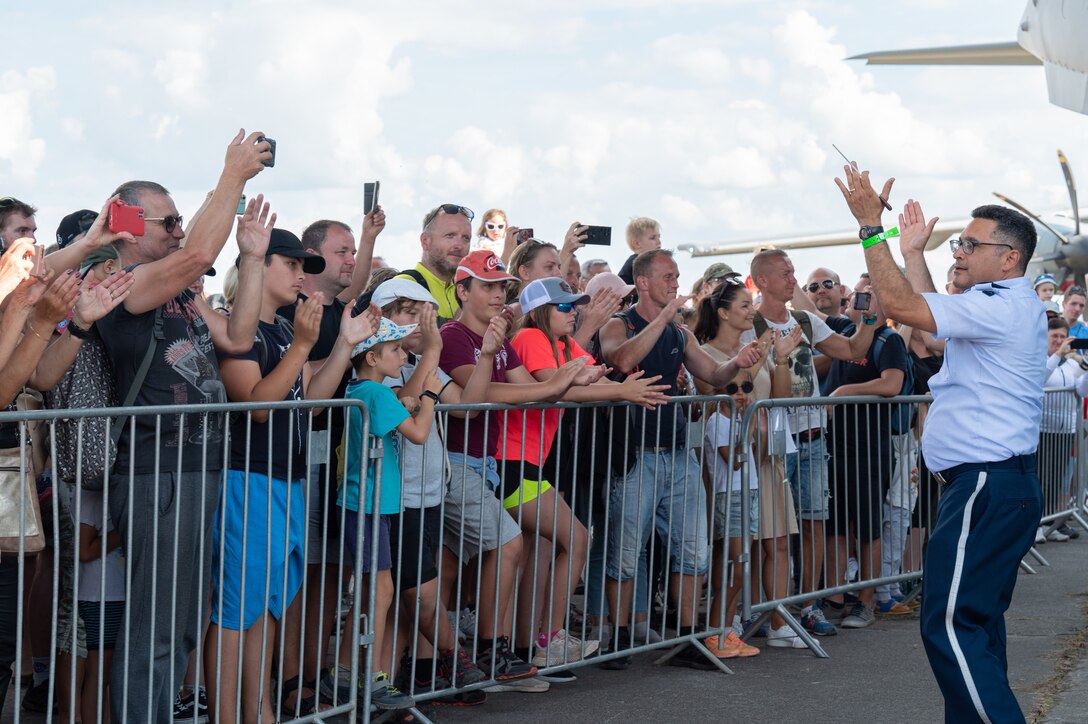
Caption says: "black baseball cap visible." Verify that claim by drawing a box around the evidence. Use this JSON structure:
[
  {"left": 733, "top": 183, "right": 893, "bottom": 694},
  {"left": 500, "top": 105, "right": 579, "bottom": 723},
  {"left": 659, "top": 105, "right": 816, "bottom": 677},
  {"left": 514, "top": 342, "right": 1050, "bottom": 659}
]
[
  {"left": 56, "top": 209, "right": 97, "bottom": 248},
  {"left": 266, "top": 228, "right": 326, "bottom": 274}
]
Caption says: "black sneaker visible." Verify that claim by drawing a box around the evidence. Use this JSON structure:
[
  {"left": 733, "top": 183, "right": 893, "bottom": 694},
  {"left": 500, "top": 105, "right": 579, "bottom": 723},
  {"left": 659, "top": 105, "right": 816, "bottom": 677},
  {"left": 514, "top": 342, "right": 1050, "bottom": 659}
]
[
  {"left": 476, "top": 635, "right": 537, "bottom": 681},
  {"left": 173, "top": 687, "right": 209, "bottom": 723},
  {"left": 668, "top": 643, "right": 718, "bottom": 671},
  {"left": 599, "top": 628, "right": 634, "bottom": 671},
  {"left": 22, "top": 679, "right": 54, "bottom": 714},
  {"left": 439, "top": 647, "right": 488, "bottom": 687},
  {"left": 537, "top": 668, "right": 578, "bottom": 683}
]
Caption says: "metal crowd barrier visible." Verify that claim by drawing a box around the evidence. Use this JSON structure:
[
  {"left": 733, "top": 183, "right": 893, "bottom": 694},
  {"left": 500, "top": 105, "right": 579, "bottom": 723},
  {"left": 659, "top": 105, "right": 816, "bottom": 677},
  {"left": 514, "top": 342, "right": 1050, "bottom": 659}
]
[
  {"left": 0, "top": 400, "right": 372, "bottom": 724},
  {"left": 4, "top": 390, "right": 1085, "bottom": 723}
]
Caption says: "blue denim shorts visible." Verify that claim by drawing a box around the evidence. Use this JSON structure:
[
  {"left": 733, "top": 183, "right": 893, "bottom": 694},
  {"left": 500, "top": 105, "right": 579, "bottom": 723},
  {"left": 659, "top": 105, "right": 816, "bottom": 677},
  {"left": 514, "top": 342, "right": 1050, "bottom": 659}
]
[
  {"left": 713, "top": 488, "right": 760, "bottom": 539},
  {"left": 785, "top": 436, "right": 830, "bottom": 521},
  {"left": 606, "top": 448, "right": 708, "bottom": 580}
]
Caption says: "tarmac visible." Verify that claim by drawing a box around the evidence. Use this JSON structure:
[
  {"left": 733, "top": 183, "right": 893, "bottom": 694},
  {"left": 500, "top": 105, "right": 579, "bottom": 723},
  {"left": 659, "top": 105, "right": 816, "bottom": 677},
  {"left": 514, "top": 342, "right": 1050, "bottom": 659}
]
[{"left": 2, "top": 532, "right": 1086, "bottom": 723}]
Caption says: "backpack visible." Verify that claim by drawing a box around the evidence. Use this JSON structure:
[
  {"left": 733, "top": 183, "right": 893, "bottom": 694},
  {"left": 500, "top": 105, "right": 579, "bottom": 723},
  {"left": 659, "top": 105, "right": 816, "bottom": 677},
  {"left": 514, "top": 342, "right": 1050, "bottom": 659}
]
[
  {"left": 872, "top": 327, "right": 915, "bottom": 435},
  {"left": 398, "top": 268, "right": 455, "bottom": 327},
  {"left": 751, "top": 310, "right": 814, "bottom": 349}
]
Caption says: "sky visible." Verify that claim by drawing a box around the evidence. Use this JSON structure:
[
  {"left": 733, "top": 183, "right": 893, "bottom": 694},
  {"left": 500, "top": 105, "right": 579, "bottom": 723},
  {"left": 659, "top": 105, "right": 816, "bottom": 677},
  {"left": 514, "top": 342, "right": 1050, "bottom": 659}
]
[{"left": 6, "top": 0, "right": 1088, "bottom": 294}]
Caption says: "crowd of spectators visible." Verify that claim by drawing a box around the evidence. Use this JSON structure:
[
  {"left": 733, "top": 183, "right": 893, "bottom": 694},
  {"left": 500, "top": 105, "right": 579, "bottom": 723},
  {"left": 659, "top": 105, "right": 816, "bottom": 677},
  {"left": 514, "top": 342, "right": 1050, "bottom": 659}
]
[{"left": 1, "top": 131, "right": 1084, "bottom": 722}]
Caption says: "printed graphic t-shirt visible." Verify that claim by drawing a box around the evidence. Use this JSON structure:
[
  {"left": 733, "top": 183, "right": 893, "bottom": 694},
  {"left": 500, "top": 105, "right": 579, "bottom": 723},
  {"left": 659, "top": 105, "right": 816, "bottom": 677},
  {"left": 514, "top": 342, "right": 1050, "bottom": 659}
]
[{"left": 97, "top": 289, "right": 227, "bottom": 474}]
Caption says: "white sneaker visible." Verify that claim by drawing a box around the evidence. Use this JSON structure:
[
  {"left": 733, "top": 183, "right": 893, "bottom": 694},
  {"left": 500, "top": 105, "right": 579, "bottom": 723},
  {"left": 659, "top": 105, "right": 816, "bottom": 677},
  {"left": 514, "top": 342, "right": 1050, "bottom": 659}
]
[
  {"left": 631, "top": 620, "right": 662, "bottom": 644},
  {"left": 1036, "top": 527, "right": 1047, "bottom": 545},
  {"left": 766, "top": 625, "right": 807, "bottom": 649},
  {"left": 1046, "top": 528, "right": 1071, "bottom": 542},
  {"left": 532, "top": 629, "right": 599, "bottom": 666},
  {"left": 484, "top": 676, "right": 551, "bottom": 693}
]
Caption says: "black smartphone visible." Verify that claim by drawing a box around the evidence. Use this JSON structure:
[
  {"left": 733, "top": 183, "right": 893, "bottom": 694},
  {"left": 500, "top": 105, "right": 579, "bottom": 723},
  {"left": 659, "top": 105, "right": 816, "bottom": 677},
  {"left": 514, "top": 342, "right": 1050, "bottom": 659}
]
[
  {"left": 516, "top": 228, "right": 534, "bottom": 244},
  {"left": 1070, "top": 338, "right": 1088, "bottom": 350},
  {"left": 352, "top": 290, "right": 375, "bottom": 318},
  {"left": 364, "top": 182, "right": 380, "bottom": 214},
  {"left": 258, "top": 136, "right": 276, "bottom": 168},
  {"left": 852, "top": 291, "right": 872, "bottom": 311},
  {"left": 583, "top": 225, "right": 611, "bottom": 245}
]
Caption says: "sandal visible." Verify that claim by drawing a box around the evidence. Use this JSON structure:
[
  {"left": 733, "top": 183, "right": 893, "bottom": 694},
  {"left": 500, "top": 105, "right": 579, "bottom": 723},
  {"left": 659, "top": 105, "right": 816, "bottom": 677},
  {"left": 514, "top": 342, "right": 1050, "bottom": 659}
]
[{"left": 279, "top": 674, "right": 326, "bottom": 718}]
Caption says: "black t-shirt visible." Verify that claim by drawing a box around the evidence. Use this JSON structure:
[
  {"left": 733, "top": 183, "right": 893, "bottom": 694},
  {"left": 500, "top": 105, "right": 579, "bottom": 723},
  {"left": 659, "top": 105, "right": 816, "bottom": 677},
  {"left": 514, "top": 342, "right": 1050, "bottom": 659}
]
[
  {"left": 819, "top": 316, "right": 855, "bottom": 392},
  {"left": 277, "top": 294, "right": 350, "bottom": 436},
  {"left": 824, "top": 326, "right": 911, "bottom": 467},
  {"left": 617, "top": 253, "right": 637, "bottom": 285},
  {"left": 221, "top": 320, "right": 306, "bottom": 480},
  {"left": 910, "top": 350, "right": 942, "bottom": 394},
  {"left": 0, "top": 406, "right": 18, "bottom": 449},
  {"left": 97, "top": 290, "right": 227, "bottom": 474}
]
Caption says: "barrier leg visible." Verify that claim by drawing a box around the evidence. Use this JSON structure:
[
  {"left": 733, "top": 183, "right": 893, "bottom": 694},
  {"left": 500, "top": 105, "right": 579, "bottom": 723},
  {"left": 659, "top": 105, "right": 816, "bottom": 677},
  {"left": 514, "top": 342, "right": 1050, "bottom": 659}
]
[
  {"left": 1026, "top": 545, "right": 1050, "bottom": 567},
  {"left": 774, "top": 604, "right": 829, "bottom": 658},
  {"left": 651, "top": 637, "right": 734, "bottom": 674}
]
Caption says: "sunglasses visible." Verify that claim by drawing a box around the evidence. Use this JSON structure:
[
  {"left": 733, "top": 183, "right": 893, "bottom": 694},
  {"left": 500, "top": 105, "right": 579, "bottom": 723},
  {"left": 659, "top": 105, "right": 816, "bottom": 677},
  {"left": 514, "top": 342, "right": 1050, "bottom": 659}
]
[
  {"left": 485, "top": 222, "right": 506, "bottom": 231},
  {"left": 724, "top": 381, "right": 754, "bottom": 395},
  {"left": 805, "top": 280, "right": 837, "bottom": 293},
  {"left": 552, "top": 302, "right": 575, "bottom": 313},
  {"left": 1068, "top": 286, "right": 1086, "bottom": 296},
  {"left": 0, "top": 197, "right": 17, "bottom": 209},
  {"left": 145, "top": 215, "right": 184, "bottom": 233},
  {"left": 424, "top": 204, "right": 474, "bottom": 228}
]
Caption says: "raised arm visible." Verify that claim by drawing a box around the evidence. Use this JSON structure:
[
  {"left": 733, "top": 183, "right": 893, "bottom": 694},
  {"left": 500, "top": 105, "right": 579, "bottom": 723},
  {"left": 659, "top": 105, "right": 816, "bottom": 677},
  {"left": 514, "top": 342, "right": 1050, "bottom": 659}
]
[
  {"left": 123, "top": 130, "right": 270, "bottom": 315},
  {"left": 338, "top": 206, "right": 385, "bottom": 303},
  {"left": 44, "top": 196, "right": 135, "bottom": 277},
  {"left": 306, "top": 302, "right": 381, "bottom": 401},
  {"left": 834, "top": 167, "right": 937, "bottom": 332},
  {"left": 207, "top": 195, "right": 274, "bottom": 354},
  {"left": 1, "top": 238, "right": 39, "bottom": 305},
  {"left": 572, "top": 288, "right": 622, "bottom": 351},
  {"left": 0, "top": 272, "right": 81, "bottom": 405},
  {"left": 558, "top": 222, "right": 588, "bottom": 275},
  {"left": 683, "top": 327, "right": 765, "bottom": 387}
]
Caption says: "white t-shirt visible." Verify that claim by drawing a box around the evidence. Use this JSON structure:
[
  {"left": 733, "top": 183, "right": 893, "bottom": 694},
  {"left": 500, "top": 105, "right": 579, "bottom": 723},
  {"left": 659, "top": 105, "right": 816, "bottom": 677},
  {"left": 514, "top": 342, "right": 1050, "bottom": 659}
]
[
  {"left": 77, "top": 490, "right": 126, "bottom": 602},
  {"left": 741, "top": 310, "right": 833, "bottom": 433},
  {"left": 704, "top": 412, "right": 758, "bottom": 492}
]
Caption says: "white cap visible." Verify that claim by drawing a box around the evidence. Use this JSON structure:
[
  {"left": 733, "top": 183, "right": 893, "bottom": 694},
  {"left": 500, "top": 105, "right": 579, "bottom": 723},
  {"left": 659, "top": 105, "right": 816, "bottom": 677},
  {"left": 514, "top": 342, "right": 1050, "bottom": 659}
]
[{"left": 372, "top": 278, "right": 438, "bottom": 309}]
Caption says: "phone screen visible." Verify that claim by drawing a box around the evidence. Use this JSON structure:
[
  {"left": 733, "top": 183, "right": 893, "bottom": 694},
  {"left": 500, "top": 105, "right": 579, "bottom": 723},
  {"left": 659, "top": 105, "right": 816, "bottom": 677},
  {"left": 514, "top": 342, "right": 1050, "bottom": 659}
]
[
  {"left": 517, "top": 228, "right": 535, "bottom": 244},
  {"left": 1070, "top": 338, "right": 1088, "bottom": 350},
  {"left": 364, "top": 182, "right": 380, "bottom": 214},
  {"left": 852, "top": 291, "right": 872, "bottom": 311}
]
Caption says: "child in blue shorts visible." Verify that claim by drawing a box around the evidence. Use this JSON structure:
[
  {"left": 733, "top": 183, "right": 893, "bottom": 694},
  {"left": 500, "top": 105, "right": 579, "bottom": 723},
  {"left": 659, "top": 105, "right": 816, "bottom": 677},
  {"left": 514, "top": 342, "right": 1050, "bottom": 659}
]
[
  {"left": 211, "top": 224, "right": 376, "bottom": 721},
  {"left": 329, "top": 317, "right": 444, "bottom": 711}
]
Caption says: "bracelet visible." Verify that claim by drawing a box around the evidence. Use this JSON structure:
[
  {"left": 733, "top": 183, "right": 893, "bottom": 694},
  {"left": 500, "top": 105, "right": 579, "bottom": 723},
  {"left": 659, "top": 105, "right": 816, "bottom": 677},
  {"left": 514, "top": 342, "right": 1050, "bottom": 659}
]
[
  {"left": 861, "top": 226, "right": 900, "bottom": 249},
  {"left": 774, "top": 359, "right": 788, "bottom": 366},
  {"left": 862, "top": 314, "right": 878, "bottom": 325},
  {"left": 68, "top": 321, "right": 93, "bottom": 340},
  {"left": 25, "top": 321, "right": 49, "bottom": 341},
  {"left": 421, "top": 390, "right": 440, "bottom": 404}
]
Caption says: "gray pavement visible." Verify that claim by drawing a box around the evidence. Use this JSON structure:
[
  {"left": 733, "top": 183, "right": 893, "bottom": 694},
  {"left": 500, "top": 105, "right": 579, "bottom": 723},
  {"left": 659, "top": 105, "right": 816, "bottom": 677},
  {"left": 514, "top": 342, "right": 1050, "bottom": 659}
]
[{"left": 3, "top": 534, "right": 1086, "bottom": 723}]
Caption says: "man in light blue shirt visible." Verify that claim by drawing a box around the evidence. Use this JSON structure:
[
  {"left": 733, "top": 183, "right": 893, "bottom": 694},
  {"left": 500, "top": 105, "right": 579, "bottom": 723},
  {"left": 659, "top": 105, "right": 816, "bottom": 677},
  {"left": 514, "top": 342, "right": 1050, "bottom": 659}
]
[{"left": 837, "top": 169, "right": 1045, "bottom": 724}]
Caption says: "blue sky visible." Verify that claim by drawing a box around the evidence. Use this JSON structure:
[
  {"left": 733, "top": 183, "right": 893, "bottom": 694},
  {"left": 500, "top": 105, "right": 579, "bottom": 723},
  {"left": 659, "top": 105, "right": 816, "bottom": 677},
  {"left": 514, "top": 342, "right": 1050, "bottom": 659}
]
[{"left": 6, "top": 0, "right": 1086, "bottom": 292}]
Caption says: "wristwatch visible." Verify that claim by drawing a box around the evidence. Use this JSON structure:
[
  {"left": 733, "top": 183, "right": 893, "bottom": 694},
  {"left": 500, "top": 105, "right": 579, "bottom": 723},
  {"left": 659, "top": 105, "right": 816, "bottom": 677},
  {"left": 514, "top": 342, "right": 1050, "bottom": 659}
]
[
  {"left": 68, "top": 320, "right": 94, "bottom": 340},
  {"left": 421, "top": 390, "right": 440, "bottom": 404},
  {"left": 861, "top": 314, "right": 878, "bottom": 325},
  {"left": 859, "top": 225, "right": 884, "bottom": 241}
]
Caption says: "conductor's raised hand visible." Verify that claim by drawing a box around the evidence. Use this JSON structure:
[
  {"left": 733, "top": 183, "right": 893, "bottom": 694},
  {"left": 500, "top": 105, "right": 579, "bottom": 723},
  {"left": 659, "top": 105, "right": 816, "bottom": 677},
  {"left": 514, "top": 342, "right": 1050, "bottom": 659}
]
[{"left": 834, "top": 165, "right": 893, "bottom": 228}]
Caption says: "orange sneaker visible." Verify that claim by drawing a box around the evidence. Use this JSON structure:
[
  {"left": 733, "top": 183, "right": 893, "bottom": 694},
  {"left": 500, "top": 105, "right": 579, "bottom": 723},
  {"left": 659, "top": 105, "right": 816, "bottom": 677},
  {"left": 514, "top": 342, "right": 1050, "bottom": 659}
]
[{"left": 705, "top": 631, "right": 760, "bottom": 658}]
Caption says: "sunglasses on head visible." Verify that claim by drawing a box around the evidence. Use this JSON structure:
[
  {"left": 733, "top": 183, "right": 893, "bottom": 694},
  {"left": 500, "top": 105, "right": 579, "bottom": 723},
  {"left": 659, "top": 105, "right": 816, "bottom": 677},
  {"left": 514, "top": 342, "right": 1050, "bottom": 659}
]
[
  {"left": 552, "top": 302, "right": 575, "bottom": 313},
  {"left": 145, "top": 215, "right": 184, "bottom": 233},
  {"left": 485, "top": 221, "right": 505, "bottom": 231},
  {"left": 724, "top": 380, "right": 754, "bottom": 395},
  {"left": 424, "top": 204, "right": 474, "bottom": 228},
  {"left": 0, "top": 197, "right": 17, "bottom": 209},
  {"left": 1068, "top": 286, "right": 1086, "bottom": 296},
  {"left": 805, "top": 280, "right": 837, "bottom": 293}
]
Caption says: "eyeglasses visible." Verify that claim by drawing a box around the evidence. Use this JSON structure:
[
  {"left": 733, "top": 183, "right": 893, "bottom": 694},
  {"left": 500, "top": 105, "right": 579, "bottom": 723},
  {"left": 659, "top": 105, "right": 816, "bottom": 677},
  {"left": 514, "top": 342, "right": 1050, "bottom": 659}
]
[
  {"left": 804, "top": 280, "right": 837, "bottom": 293},
  {"left": 552, "top": 302, "right": 575, "bottom": 313},
  {"left": 424, "top": 204, "right": 474, "bottom": 229},
  {"left": 949, "top": 237, "right": 1012, "bottom": 255},
  {"left": 724, "top": 381, "right": 754, "bottom": 395},
  {"left": 145, "top": 215, "right": 184, "bottom": 233},
  {"left": 485, "top": 222, "right": 505, "bottom": 231}
]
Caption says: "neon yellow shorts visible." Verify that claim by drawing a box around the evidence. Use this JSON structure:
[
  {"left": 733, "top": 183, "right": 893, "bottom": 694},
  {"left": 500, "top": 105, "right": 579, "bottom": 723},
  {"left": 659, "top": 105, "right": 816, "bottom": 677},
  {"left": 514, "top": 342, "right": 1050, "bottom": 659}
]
[{"left": 502, "top": 478, "right": 553, "bottom": 510}]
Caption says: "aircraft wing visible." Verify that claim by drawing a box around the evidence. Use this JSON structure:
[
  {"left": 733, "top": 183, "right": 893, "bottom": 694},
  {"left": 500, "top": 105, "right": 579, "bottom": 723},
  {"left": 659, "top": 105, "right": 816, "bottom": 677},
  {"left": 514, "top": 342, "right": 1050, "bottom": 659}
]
[
  {"left": 848, "top": 41, "right": 1041, "bottom": 66},
  {"left": 677, "top": 220, "right": 966, "bottom": 259}
]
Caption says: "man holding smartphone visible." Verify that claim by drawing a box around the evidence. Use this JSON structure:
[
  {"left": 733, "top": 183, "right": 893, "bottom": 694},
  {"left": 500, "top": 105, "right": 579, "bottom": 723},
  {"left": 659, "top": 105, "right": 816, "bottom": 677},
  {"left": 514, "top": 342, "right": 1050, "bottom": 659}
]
[{"left": 838, "top": 173, "right": 1044, "bottom": 723}]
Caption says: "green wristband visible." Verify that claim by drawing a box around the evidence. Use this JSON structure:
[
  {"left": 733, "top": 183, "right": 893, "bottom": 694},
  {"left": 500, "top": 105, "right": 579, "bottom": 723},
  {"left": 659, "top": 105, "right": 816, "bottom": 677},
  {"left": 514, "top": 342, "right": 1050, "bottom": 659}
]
[{"left": 862, "top": 226, "right": 899, "bottom": 248}]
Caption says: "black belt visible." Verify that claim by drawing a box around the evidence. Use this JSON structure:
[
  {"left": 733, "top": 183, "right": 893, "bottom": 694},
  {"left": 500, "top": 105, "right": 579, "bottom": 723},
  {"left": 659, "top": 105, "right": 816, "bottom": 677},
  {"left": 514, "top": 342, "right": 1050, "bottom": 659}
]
[
  {"left": 932, "top": 453, "right": 1036, "bottom": 486},
  {"left": 796, "top": 428, "right": 823, "bottom": 444}
]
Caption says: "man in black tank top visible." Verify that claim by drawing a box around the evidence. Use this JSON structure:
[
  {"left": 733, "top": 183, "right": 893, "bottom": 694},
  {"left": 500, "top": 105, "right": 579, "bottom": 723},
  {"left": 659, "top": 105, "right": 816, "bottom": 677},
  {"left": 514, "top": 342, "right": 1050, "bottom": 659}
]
[{"left": 597, "top": 249, "right": 762, "bottom": 670}]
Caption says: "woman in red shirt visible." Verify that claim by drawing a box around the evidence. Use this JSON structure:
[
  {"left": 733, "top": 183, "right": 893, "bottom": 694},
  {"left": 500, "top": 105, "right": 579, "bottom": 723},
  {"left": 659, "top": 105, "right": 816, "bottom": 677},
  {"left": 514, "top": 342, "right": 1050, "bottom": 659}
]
[{"left": 499, "top": 277, "right": 668, "bottom": 673}]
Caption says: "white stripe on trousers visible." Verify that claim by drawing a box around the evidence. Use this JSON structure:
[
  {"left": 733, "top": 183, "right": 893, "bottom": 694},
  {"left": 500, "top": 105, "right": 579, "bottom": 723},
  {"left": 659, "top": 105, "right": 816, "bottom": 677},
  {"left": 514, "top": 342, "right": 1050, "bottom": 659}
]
[{"left": 944, "top": 471, "right": 992, "bottom": 724}]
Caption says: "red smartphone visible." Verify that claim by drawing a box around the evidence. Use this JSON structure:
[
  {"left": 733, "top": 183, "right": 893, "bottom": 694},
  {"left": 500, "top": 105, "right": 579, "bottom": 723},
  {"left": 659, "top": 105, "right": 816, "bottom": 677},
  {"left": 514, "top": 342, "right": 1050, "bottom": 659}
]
[{"left": 108, "top": 200, "right": 145, "bottom": 236}]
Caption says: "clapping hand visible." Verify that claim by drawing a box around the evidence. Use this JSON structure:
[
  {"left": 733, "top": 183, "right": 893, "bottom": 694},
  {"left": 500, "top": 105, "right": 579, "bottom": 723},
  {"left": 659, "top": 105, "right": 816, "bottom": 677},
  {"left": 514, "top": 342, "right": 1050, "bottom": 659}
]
[
  {"left": 834, "top": 165, "right": 894, "bottom": 228},
  {"left": 73, "top": 270, "right": 135, "bottom": 326},
  {"left": 236, "top": 194, "right": 275, "bottom": 259},
  {"left": 898, "top": 199, "right": 939, "bottom": 258}
]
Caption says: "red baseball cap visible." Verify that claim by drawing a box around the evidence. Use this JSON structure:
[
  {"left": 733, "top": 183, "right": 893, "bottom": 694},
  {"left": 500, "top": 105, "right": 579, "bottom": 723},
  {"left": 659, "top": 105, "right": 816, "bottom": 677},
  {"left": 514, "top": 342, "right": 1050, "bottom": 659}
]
[{"left": 455, "top": 250, "right": 517, "bottom": 283}]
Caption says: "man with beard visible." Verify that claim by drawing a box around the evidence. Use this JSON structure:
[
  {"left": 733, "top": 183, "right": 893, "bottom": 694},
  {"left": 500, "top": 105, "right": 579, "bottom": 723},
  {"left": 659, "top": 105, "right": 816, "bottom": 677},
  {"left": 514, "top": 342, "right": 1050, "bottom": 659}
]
[{"left": 395, "top": 204, "right": 475, "bottom": 326}]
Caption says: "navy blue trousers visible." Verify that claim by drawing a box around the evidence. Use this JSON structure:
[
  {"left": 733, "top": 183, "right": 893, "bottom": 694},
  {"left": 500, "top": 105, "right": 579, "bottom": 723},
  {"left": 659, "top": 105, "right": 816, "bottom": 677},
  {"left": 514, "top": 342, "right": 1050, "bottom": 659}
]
[{"left": 920, "top": 455, "right": 1040, "bottom": 723}]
